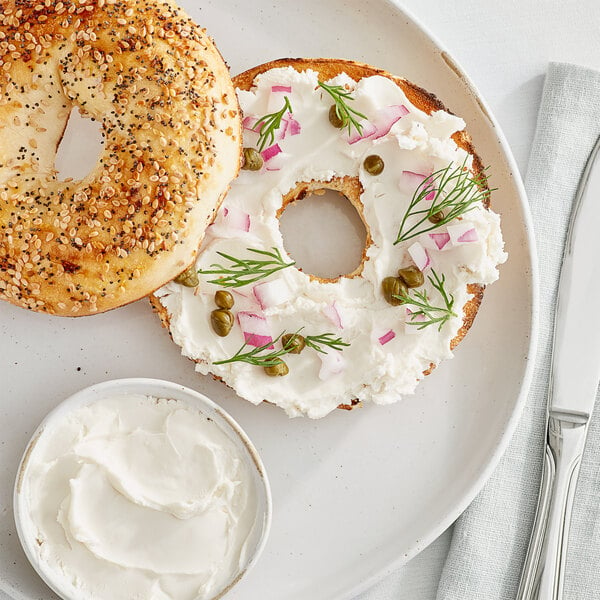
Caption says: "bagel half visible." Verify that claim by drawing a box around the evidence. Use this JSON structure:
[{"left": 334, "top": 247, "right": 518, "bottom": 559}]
[
  {"left": 0, "top": 0, "right": 241, "bottom": 316},
  {"left": 151, "top": 57, "right": 496, "bottom": 412}
]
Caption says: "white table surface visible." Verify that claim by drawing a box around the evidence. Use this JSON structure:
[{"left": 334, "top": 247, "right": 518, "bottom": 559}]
[
  {"left": 3, "top": 1, "right": 600, "bottom": 599},
  {"left": 358, "top": 0, "right": 600, "bottom": 598}
]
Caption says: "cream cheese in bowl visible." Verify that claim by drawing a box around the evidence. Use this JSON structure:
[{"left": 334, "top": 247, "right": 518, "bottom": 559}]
[{"left": 14, "top": 379, "right": 272, "bottom": 600}]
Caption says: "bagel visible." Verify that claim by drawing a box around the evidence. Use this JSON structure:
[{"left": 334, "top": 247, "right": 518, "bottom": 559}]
[
  {"left": 0, "top": 0, "right": 241, "bottom": 316},
  {"left": 153, "top": 58, "right": 507, "bottom": 418}
]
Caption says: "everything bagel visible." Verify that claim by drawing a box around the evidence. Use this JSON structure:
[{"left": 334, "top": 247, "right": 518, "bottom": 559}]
[{"left": 0, "top": 0, "right": 241, "bottom": 316}]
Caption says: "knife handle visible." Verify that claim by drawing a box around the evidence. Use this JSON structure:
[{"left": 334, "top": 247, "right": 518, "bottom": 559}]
[{"left": 516, "top": 411, "right": 588, "bottom": 600}]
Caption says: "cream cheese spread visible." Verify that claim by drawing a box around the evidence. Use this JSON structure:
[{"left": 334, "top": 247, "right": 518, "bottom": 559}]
[
  {"left": 156, "top": 66, "right": 507, "bottom": 418},
  {"left": 19, "top": 394, "right": 259, "bottom": 600}
]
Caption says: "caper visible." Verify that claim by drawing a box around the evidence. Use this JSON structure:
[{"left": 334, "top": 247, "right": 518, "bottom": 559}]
[
  {"left": 428, "top": 210, "right": 444, "bottom": 224},
  {"left": 264, "top": 359, "right": 289, "bottom": 377},
  {"left": 382, "top": 276, "right": 407, "bottom": 306},
  {"left": 210, "top": 309, "right": 234, "bottom": 337},
  {"left": 398, "top": 265, "right": 425, "bottom": 288},
  {"left": 328, "top": 105, "right": 344, "bottom": 128},
  {"left": 364, "top": 154, "right": 384, "bottom": 176},
  {"left": 174, "top": 265, "right": 199, "bottom": 288},
  {"left": 241, "top": 147, "right": 263, "bottom": 171},
  {"left": 215, "top": 290, "right": 234, "bottom": 309},
  {"left": 281, "top": 333, "right": 306, "bottom": 354}
]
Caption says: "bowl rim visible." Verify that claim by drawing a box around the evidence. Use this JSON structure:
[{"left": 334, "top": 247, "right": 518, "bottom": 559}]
[{"left": 13, "top": 377, "right": 273, "bottom": 600}]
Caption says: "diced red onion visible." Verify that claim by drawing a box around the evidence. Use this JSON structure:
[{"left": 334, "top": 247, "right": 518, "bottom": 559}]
[
  {"left": 402, "top": 170, "right": 435, "bottom": 201},
  {"left": 322, "top": 302, "right": 343, "bottom": 329},
  {"left": 448, "top": 222, "right": 479, "bottom": 245},
  {"left": 229, "top": 288, "right": 261, "bottom": 311},
  {"left": 287, "top": 116, "right": 301, "bottom": 136},
  {"left": 371, "top": 104, "right": 409, "bottom": 140},
  {"left": 252, "top": 278, "right": 293, "bottom": 309},
  {"left": 458, "top": 229, "right": 478, "bottom": 243},
  {"left": 261, "top": 143, "right": 282, "bottom": 162},
  {"left": 244, "top": 333, "right": 272, "bottom": 347},
  {"left": 276, "top": 118, "right": 288, "bottom": 141},
  {"left": 402, "top": 170, "right": 425, "bottom": 184},
  {"left": 407, "top": 241, "right": 431, "bottom": 271},
  {"left": 208, "top": 206, "right": 251, "bottom": 238},
  {"left": 348, "top": 105, "right": 408, "bottom": 144},
  {"left": 242, "top": 115, "right": 262, "bottom": 132},
  {"left": 275, "top": 115, "right": 302, "bottom": 141},
  {"left": 318, "top": 350, "right": 346, "bottom": 380},
  {"left": 237, "top": 312, "right": 273, "bottom": 348},
  {"left": 271, "top": 85, "right": 292, "bottom": 93},
  {"left": 378, "top": 330, "right": 396, "bottom": 345},
  {"left": 429, "top": 232, "right": 450, "bottom": 250},
  {"left": 348, "top": 120, "right": 377, "bottom": 144},
  {"left": 265, "top": 151, "right": 290, "bottom": 172},
  {"left": 222, "top": 206, "right": 251, "bottom": 232}
]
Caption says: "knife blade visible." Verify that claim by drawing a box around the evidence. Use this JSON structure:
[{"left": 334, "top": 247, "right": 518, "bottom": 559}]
[
  {"left": 551, "top": 134, "right": 600, "bottom": 416},
  {"left": 517, "top": 134, "right": 600, "bottom": 600}
]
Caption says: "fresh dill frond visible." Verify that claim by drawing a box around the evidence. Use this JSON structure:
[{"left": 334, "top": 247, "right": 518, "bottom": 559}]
[
  {"left": 303, "top": 332, "right": 350, "bottom": 354},
  {"left": 395, "top": 160, "right": 493, "bottom": 244},
  {"left": 197, "top": 247, "right": 295, "bottom": 288},
  {"left": 214, "top": 330, "right": 350, "bottom": 366},
  {"left": 394, "top": 269, "right": 457, "bottom": 331},
  {"left": 213, "top": 332, "right": 291, "bottom": 367},
  {"left": 318, "top": 81, "right": 367, "bottom": 136},
  {"left": 253, "top": 96, "right": 293, "bottom": 152}
]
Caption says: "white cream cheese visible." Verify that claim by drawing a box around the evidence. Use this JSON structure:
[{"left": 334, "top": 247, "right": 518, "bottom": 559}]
[
  {"left": 156, "top": 67, "right": 507, "bottom": 418},
  {"left": 19, "top": 395, "right": 259, "bottom": 600}
]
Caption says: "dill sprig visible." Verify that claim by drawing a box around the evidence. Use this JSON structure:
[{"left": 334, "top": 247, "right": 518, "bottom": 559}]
[
  {"left": 214, "top": 329, "right": 349, "bottom": 367},
  {"left": 394, "top": 269, "right": 457, "bottom": 331},
  {"left": 303, "top": 332, "right": 350, "bottom": 354},
  {"left": 213, "top": 332, "right": 292, "bottom": 367},
  {"left": 197, "top": 247, "right": 295, "bottom": 288},
  {"left": 318, "top": 81, "right": 367, "bottom": 136},
  {"left": 394, "top": 160, "right": 492, "bottom": 244},
  {"left": 253, "top": 96, "right": 293, "bottom": 152}
]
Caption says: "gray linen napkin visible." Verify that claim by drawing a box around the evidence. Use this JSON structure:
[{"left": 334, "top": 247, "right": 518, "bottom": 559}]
[{"left": 436, "top": 61, "right": 600, "bottom": 600}]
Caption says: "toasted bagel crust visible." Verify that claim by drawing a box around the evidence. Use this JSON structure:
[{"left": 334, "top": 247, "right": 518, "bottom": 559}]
[{"left": 0, "top": 0, "right": 241, "bottom": 316}]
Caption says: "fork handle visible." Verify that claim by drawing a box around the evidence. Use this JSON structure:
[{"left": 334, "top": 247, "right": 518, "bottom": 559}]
[{"left": 516, "top": 412, "right": 588, "bottom": 600}]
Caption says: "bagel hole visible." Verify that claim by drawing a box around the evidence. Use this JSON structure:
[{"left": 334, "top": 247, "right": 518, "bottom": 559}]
[
  {"left": 279, "top": 189, "right": 368, "bottom": 279},
  {"left": 55, "top": 108, "right": 103, "bottom": 181}
]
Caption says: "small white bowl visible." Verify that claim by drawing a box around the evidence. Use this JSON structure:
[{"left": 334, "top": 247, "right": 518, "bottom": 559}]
[{"left": 14, "top": 378, "right": 272, "bottom": 600}]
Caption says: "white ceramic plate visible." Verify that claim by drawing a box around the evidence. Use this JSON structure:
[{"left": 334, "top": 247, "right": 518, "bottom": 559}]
[{"left": 0, "top": 1, "right": 537, "bottom": 599}]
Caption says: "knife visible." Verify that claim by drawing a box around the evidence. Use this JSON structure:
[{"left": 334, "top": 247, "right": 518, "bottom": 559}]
[{"left": 517, "top": 134, "right": 600, "bottom": 600}]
